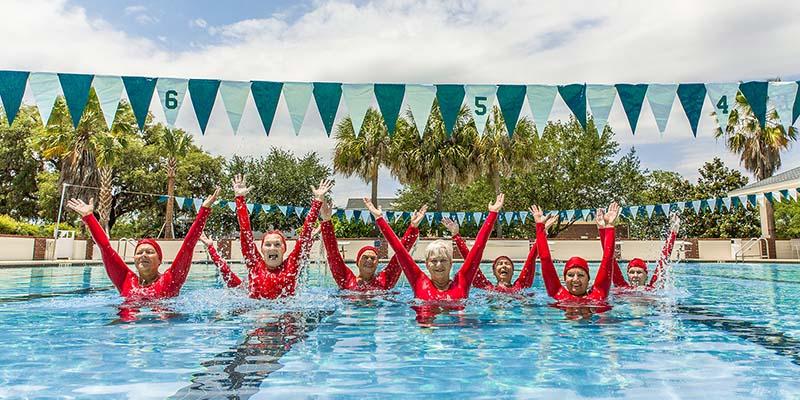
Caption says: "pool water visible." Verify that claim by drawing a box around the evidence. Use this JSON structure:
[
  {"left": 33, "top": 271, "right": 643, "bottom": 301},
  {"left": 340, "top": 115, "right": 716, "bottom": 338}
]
[{"left": 1, "top": 261, "right": 799, "bottom": 399}]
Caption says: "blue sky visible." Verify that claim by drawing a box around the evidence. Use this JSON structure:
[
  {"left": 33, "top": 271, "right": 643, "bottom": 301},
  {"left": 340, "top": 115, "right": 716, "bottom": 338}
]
[{"left": 4, "top": 0, "right": 800, "bottom": 205}]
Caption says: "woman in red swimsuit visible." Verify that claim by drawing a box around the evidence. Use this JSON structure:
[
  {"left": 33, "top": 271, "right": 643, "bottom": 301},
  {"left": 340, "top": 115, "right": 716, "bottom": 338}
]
[
  {"left": 607, "top": 214, "right": 681, "bottom": 290},
  {"left": 66, "top": 188, "right": 219, "bottom": 300}
]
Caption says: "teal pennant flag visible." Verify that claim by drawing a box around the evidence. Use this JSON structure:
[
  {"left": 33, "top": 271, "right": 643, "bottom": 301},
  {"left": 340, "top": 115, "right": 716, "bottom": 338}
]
[
  {"left": 312, "top": 82, "right": 342, "bottom": 136},
  {"left": 497, "top": 84, "right": 526, "bottom": 137},
  {"left": 465, "top": 84, "right": 497, "bottom": 135},
  {"left": 405, "top": 84, "right": 436, "bottom": 136},
  {"left": 435, "top": 84, "right": 465, "bottom": 137},
  {"left": 283, "top": 82, "right": 313, "bottom": 135},
  {"left": 219, "top": 80, "right": 251, "bottom": 134},
  {"left": 616, "top": 83, "right": 648, "bottom": 134},
  {"left": 739, "top": 81, "right": 768, "bottom": 130},
  {"left": 374, "top": 83, "right": 405, "bottom": 135},
  {"left": 341, "top": 83, "right": 374, "bottom": 135},
  {"left": 558, "top": 84, "right": 587, "bottom": 130},
  {"left": 768, "top": 81, "right": 798, "bottom": 133},
  {"left": 250, "top": 81, "right": 282, "bottom": 135},
  {"left": 156, "top": 77, "right": 188, "bottom": 128},
  {"left": 705, "top": 82, "right": 739, "bottom": 133},
  {"left": 677, "top": 83, "right": 706, "bottom": 137},
  {"left": 526, "top": 84, "right": 557, "bottom": 135},
  {"left": 58, "top": 73, "right": 94, "bottom": 128},
  {"left": 122, "top": 76, "right": 157, "bottom": 130},
  {"left": 646, "top": 84, "right": 678, "bottom": 134},
  {"left": 188, "top": 79, "right": 221, "bottom": 135},
  {"left": 29, "top": 72, "right": 60, "bottom": 126},
  {"left": 586, "top": 84, "right": 616, "bottom": 136},
  {"left": 0, "top": 70, "right": 29, "bottom": 126},
  {"left": 92, "top": 75, "right": 123, "bottom": 129}
]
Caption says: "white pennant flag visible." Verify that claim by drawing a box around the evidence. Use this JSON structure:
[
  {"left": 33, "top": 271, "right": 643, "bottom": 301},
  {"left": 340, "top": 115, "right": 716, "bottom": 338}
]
[
  {"left": 772, "top": 191, "right": 783, "bottom": 203},
  {"left": 629, "top": 206, "right": 639, "bottom": 219},
  {"left": 722, "top": 197, "right": 732, "bottom": 211},
  {"left": 465, "top": 84, "right": 497, "bottom": 135},
  {"left": 790, "top": 189, "right": 799, "bottom": 202},
  {"left": 705, "top": 198, "right": 717, "bottom": 210},
  {"left": 677, "top": 202, "right": 686, "bottom": 212},
  {"left": 174, "top": 196, "right": 185, "bottom": 210},
  {"left": 294, "top": 207, "right": 304, "bottom": 218},
  {"left": 29, "top": 72, "right": 61, "bottom": 126},
  {"left": 227, "top": 201, "right": 236, "bottom": 212},
  {"left": 586, "top": 84, "right": 616, "bottom": 135},
  {"left": 92, "top": 75, "right": 124, "bottom": 129},
  {"left": 425, "top": 212, "right": 434, "bottom": 225},
  {"left": 220, "top": 80, "right": 251, "bottom": 133},
  {"left": 645, "top": 205, "right": 656, "bottom": 218},
  {"left": 283, "top": 82, "right": 314, "bottom": 135},
  {"left": 277, "top": 205, "right": 287, "bottom": 215},
  {"left": 646, "top": 84, "right": 678, "bottom": 134},
  {"left": 705, "top": 83, "right": 739, "bottom": 133},
  {"left": 527, "top": 84, "right": 558, "bottom": 135},
  {"left": 405, "top": 84, "right": 436, "bottom": 136},
  {"left": 344, "top": 209, "right": 354, "bottom": 221},
  {"left": 659, "top": 203, "right": 671, "bottom": 216},
  {"left": 503, "top": 211, "right": 514, "bottom": 224},
  {"left": 519, "top": 211, "right": 529, "bottom": 223},
  {"left": 156, "top": 77, "right": 188, "bottom": 127},
  {"left": 691, "top": 201, "right": 702, "bottom": 214},
  {"left": 565, "top": 210, "right": 575, "bottom": 221},
  {"left": 738, "top": 195, "right": 749, "bottom": 208},
  {"left": 193, "top": 198, "right": 203, "bottom": 212},
  {"left": 247, "top": 203, "right": 256, "bottom": 213},
  {"left": 361, "top": 211, "right": 372, "bottom": 224},
  {"left": 472, "top": 212, "right": 483, "bottom": 224},
  {"left": 341, "top": 84, "right": 374, "bottom": 135},
  {"left": 768, "top": 81, "right": 798, "bottom": 133}
]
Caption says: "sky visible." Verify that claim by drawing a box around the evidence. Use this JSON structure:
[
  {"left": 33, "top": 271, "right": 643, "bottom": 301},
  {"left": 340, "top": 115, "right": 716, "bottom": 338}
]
[{"left": 3, "top": 0, "right": 799, "bottom": 206}]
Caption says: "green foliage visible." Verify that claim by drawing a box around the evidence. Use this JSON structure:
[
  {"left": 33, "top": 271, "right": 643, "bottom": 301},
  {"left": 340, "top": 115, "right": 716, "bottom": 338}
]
[
  {"left": 775, "top": 200, "right": 800, "bottom": 239},
  {"left": 0, "top": 106, "right": 45, "bottom": 219},
  {"left": 0, "top": 214, "right": 75, "bottom": 236}
]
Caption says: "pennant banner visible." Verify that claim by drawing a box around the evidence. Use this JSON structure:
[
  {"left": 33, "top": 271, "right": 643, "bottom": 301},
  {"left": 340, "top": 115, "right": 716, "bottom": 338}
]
[
  {"left": 342, "top": 83, "right": 374, "bottom": 135},
  {"left": 374, "top": 83, "right": 405, "bottom": 135},
  {"left": 586, "top": 84, "right": 616, "bottom": 135},
  {"left": 93, "top": 75, "right": 124, "bottom": 129},
  {"left": 646, "top": 84, "right": 677, "bottom": 134},
  {"left": 527, "top": 84, "right": 558, "bottom": 134},
  {"left": 156, "top": 77, "right": 188, "bottom": 128},
  {"left": 29, "top": 72, "right": 60, "bottom": 126},
  {"left": 219, "top": 80, "right": 251, "bottom": 133},
  {"left": 465, "top": 84, "right": 496, "bottom": 135}
]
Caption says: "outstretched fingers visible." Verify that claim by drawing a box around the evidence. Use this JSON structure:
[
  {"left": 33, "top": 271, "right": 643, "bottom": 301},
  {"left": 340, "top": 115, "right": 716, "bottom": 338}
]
[{"left": 363, "top": 197, "right": 383, "bottom": 218}]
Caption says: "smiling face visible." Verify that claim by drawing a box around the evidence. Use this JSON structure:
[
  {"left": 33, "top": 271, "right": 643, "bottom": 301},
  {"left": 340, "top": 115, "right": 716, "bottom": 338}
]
[
  {"left": 357, "top": 250, "right": 378, "bottom": 280},
  {"left": 133, "top": 244, "right": 161, "bottom": 282},
  {"left": 261, "top": 233, "right": 286, "bottom": 270},
  {"left": 426, "top": 254, "right": 453, "bottom": 289},
  {"left": 627, "top": 267, "right": 648, "bottom": 287},
  {"left": 564, "top": 267, "right": 589, "bottom": 296},
  {"left": 492, "top": 257, "right": 515, "bottom": 286}
]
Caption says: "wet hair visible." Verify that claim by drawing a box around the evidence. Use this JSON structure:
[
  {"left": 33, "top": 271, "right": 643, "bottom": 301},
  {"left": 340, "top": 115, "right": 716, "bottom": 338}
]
[{"left": 425, "top": 240, "right": 453, "bottom": 261}]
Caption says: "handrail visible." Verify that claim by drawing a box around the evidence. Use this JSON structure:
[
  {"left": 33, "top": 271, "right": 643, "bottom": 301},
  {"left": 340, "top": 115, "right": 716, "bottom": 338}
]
[
  {"left": 116, "top": 238, "right": 137, "bottom": 259},
  {"left": 735, "top": 237, "right": 768, "bottom": 261}
]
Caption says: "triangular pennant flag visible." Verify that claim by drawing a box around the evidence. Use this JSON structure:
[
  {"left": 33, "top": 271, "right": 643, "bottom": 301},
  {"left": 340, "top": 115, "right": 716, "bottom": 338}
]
[
  {"left": 157, "top": 195, "right": 168, "bottom": 203},
  {"left": 519, "top": 211, "right": 529, "bottom": 223},
  {"left": 227, "top": 201, "right": 236, "bottom": 212},
  {"left": 156, "top": 77, "right": 188, "bottom": 127},
  {"left": 464, "top": 84, "right": 496, "bottom": 135},
  {"left": 772, "top": 191, "right": 782, "bottom": 203},
  {"left": 250, "top": 81, "right": 283, "bottom": 135},
  {"left": 705, "top": 198, "right": 717, "bottom": 210},
  {"left": 565, "top": 209, "right": 575, "bottom": 221},
  {"left": 188, "top": 79, "right": 221, "bottom": 134},
  {"left": 677, "top": 202, "right": 686, "bottom": 212},
  {"left": 425, "top": 212, "right": 434, "bottom": 225},
  {"left": 181, "top": 198, "right": 192, "bottom": 209},
  {"left": 294, "top": 206, "right": 303, "bottom": 218},
  {"left": 496, "top": 84, "right": 527, "bottom": 137},
  {"left": 219, "top": 80, "right": 251, "bottom": 133},
  {"left": 768, "top": 81, "right": 798, "bottom": 133},
  {"left": 646, "top": 84, "right": 678, "bottom": 134},
  {"left": 246, "top": 203, "right": 255, "bottom": 214},
  {"left": 193, "top": 198, "right": 203, "bottom": 212},
  {"left": 738, "top": 195, "right": 749, "bottom": 208},
  {"left": 344, "top": 209, "right": 354, "bottom": 221},
  {"left": 283, "top": 82, "right": 314, "bottom": 135},
  {"left": 0, "top": 71, "right": 30, "bottom": 126},
  {"left": 374, "top": 83, "right": 405, "bottom": 135},
  {"left": 764, "top": 192, "right": 774, "bottom": 203},
  {"left": 278, "top": 205, "right": 288, "bottom": 216},
  {"left": 558, "top": 84, "right": 587, "bottom": 130},
  {"left": 790, "top": 189, "right": 799, "bottom": 202},
  {"left": 472, "top": 212, "right": 483, "bottom": 224},
  {"left": 616, "top": 83, "right": 648, "bottom": 134},
  {"left": 456, "top": 212, "right": 466, "bottom": 224},
  {"left": 574, "top": 209, "right": 584, "bottom": 221},
  {"left": 629, "top": 205, "right": 640, "bottom": 219},
  {"left": 386, "top": 211, "right": 395, "bottom": 221},
  {"left": 122, "top": 76, "right": 157, "bottom": 130},
  {"left": 436, "top": 84, "right": 466, "bottom": 137},
  {"left": 503, "top": 211, "right": 514, "bottom": 224},
  {"left": 527, "top": 84, "right": 558, "bottom": 135},
  {"left": 361, "top": 211, "right": 372, "bottom": 224},
  {"left": 722, "top": 197, "right": 732, "bottom": 211},
  {"left": 400, "top": 211, "right": 410, "bottom": 222},
  {"left": 586, "top": 84, "right": 616, "bottom": 135},
  {"left": 252, "top": 203, "right": 263, "bottom": 216},
  {"left": 677, "top": 83, "right": 707, "bottom": 137},
  {"left": 29, "top": 72, "right": 60, "bottom": 126},
  {"left": 705, "top": 83, "right": 739, "bottom": 133},
  {"left": 691, "top": 201, "right": 702, "bottom": 214},
  {"left": 312, "top": 82, "right": 342, "bottom": 136},
  {"left": 58, "top": 73, "right": 94, "bottom": 128},
  {"left": 582, "top": 209, "right": 593, "bottom": 221},
  {"left": 645, "top": 205, "right": 656, "bottom": 218},
  {"left": 92, "top": 75, "right": 123, "bottom": 129},
  {"left": 174, "top": 196, "right": 185, "bottom": 210},
  {"left": 739, "top": 81, "right": 769, "bottom": 130},
  {"left": 659, "top": 203, "right": 671, "bottom": 216},
  {"left": 755, "top": 194, "right": 764, "bottom": 206},
  {"left": 405, "top": 84, "right": 436, "bottom": 136},
  {"left": 779, "top": 190, "right": 789, "bottom": 202},
  {"left": 341, "top": 84, "right": 374, "bottom": 135}
]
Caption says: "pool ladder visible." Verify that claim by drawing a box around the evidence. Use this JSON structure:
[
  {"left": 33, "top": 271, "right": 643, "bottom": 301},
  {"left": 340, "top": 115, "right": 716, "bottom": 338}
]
[
  {"left": 116, "top": 238, "right": 137, "bottom": 260},
  {"left": 736, "top": 237, "right": 769, "bottom": 262}
]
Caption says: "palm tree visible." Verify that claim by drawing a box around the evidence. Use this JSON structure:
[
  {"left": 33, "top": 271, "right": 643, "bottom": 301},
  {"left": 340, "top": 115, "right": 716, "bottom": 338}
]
[
  {"left": 159, "top": 127, "right": 192, "bottom": 239},
  {"left": 715, "top": 91, "right": 797, "bottom": 241},
  {"left": 333, "top": 108, "right": 396, "bottom": 206},
  {"left": 93, "top": 131, "right": 131, "bottom": 232}
]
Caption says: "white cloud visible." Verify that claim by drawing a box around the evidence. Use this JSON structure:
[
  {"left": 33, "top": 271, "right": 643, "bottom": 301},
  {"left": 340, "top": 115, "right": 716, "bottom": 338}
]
[
  {"left": 123, "top": 5, "right": 146, "bottom": 15},
  {"left": 190, "top": 18, "right": 207, "bottom": 29},
  {"left": 3, "top": 0, "right": 800, "bottom": 204},
  {"left": 123, "top": 4, "right": 157, "bottom": 25}
]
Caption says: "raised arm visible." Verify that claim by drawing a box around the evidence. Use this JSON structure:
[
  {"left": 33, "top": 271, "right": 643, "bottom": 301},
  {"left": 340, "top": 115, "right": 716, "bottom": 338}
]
[
  {"left": 319, "top": 201, "right": 354, "bottom": 289},
  {"left": 596, "top": 209, "right": 628, "bottom": 288},
  {"left": 591, "top": 202, "right": 620, "bottom": 299},
  {"left": 455, "top": 194, "right": 503, "bottom": 290},
  {"left": 284, "top": 178, "right": 332, "bottom": 272},
  {"left": 201, "top": 233, "right": 242, "bottom": 288},
  {"left": 531, "top": 205, "right": 563, "bottom": 299},
  {"left": 232, "top": 175, "right": 265, "bottom": 271},
  {"left": 367, "top": 198, "right": 424, "bottom": 287},
  {"left": 377, "top": 206, "right": 425, "bottom": 289},
  {"left": 68, "top": 198, "right": 133, "bottom": 293},
  {"left": 649, "top": 215, "right": 680, "bottom": 288},
  {"left": 443, "top": 216, "right": 492, "bottom": 289},
  {"left": 514, "top": 215, "right": 555, "bottom": 289}
]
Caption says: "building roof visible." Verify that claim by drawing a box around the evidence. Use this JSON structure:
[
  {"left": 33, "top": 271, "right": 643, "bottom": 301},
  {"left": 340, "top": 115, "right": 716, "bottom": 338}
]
[
  {"left": 729, "top": 165, "right": 800, "bottom": 196},
  {"left": 345, "top": 198, "right": 398, "bottom": 210}
]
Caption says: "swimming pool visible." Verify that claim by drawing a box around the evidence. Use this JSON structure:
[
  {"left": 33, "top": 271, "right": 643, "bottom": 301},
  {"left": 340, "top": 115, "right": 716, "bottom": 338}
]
[{"left": 1, "top": 261, "right": 799, "bottom": 399}]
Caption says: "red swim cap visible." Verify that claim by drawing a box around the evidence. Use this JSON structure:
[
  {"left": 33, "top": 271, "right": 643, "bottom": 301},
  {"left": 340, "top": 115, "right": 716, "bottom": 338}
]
[
  {"left": 356, "top": 246, "right": 379, "bottom": 263},
  {"left": 627, "top": 258, "right": 648, "bottom": 273},
  {"left": 563, "top": 256, "right": 590, "bottom": 278},
  {"left": 135, "top": 238, "right": 163, "bottom": 261},
  {"left": 492, "top": 256, "right": 514, "bottom": 270},
  {"left": 261, "top": 230, "right": 287, "bottom": 251}
]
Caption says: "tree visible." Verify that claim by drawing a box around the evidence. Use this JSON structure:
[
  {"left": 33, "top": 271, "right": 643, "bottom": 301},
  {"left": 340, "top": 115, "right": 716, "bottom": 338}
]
[
  {"left": 0, "top": 106, "right": 44, "bottom": 219},
  {"left": 158, "top": 127, "right": 192, "bottom": 239},
  {"left": 93, "top": 129, "right": 133, "bottom": 232}
]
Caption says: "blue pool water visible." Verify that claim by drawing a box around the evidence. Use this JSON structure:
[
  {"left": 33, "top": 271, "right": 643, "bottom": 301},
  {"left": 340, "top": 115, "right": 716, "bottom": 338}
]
[{"left": 1, "top": 261, "right": 799, "bottom": 399}]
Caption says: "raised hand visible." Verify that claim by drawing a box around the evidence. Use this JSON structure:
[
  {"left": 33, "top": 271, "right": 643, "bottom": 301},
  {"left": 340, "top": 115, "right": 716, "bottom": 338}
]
[
  {"left": 363, "top": 197, "right": 383, "bottom": 219},
  {"left": 488, "top": 193, "right": 505, "bottom": 212},
  {"left": 441, "top": 216, "right": 459, "bottom": 235},
  {"left": 604, "top": 202, "right": 621, "bottom": 227},
  {"left": 199, "top": 232, "right": 213, "bottom": 246},
  {"left": 67, "top": 198, "right": 94, "bottom": 217},
  {"left": 232, "top": 174, "right": 253, "bottom": 197},
  {"left": 202, "top": 187, "right": 221, "bottom": 209},
  {"left": 320, "top": 201, "right": 333, "bottom": 221},
  {"left": 312, "top": 178, "right": 334, "bottom": 200},
  {"left": 410, "top": 204, "right": 428, "bottom": 227},
  {"left": 544, "top": 214, "right": 559, "bottom": 231},
  {"left": 669, "top": 213, "right": 681, "bottom": 233},
  {"left": 529, "top": 205, "right": 546, "bottom": 224},
  {"left": 594, "top": 208, "right": 606, "bottom": 228}
]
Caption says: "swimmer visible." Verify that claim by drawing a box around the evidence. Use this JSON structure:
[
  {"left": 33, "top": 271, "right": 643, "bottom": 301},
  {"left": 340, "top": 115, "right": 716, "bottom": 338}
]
[
  {"left": 319, "top": 201, "right": 427, "bottom": 291},
  {"left": 605, "top": 214, "right": 681, "bottom": 290},
  {"left": 199, "top": 233, "right": 243, "bottom": 288},
  {"left": 532, "top": 202, "right": 619, "bottom": 302},
  {"left": 364, "top": 194, "right": 504, "bottom": 301},
  {"left": 231, "top": 174, "right": 333, "bottom": 299},
  {"left": 66, "top": 188, "right": 219, "bottom": 300}
]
